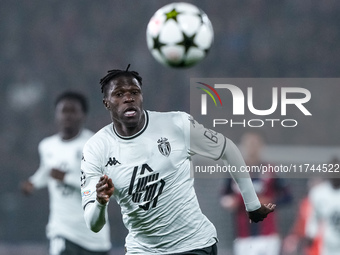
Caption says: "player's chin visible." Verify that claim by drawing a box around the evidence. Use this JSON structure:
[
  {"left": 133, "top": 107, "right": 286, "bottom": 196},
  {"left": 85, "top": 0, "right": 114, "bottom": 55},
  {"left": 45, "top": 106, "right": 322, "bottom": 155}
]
[
  {"left": 124, "top": 118, "right": 141, "bottom": 127},
  {"left": 61, "top": 123, "right": 78, "bottom": 132}
]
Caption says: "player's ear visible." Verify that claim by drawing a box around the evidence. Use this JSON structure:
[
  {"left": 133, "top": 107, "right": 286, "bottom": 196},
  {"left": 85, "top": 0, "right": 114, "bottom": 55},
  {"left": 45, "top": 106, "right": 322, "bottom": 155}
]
[{"left": 103, "top": 99, "right": 110, "bottom": 110}]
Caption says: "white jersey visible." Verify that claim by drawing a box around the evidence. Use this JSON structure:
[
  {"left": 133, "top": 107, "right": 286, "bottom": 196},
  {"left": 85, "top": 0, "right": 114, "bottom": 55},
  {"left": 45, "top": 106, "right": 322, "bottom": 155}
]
[
  {"left": 306, "top": 182, "right": 340, "bottom": 255},
  {"left": 81, "top": 111, "right": 226, "bottom": 254},
  {"left": 30, "top": 129, "right": 111, "bottom": 252}
]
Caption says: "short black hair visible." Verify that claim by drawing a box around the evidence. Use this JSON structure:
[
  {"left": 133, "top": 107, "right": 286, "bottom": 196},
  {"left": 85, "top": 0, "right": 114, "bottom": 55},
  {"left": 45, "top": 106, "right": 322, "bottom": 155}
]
[
  {"left": 99, "top": 64, "right": 142, "bottom": 95},
  {"left": 55, "top": 91, "right": 89, "bottom": 114}
]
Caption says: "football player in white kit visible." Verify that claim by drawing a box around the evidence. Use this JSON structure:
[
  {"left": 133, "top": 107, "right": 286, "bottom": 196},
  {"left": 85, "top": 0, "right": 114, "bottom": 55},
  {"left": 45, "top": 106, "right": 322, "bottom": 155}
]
[
  {"left": 306, "top": 158, "right": 340, "bottom": 255},
  {"left": 21, "top": 91, "right": 111, "bottom": 255},
  {"left": 81, "top": 66, "right": 276, "bottom": 254}
]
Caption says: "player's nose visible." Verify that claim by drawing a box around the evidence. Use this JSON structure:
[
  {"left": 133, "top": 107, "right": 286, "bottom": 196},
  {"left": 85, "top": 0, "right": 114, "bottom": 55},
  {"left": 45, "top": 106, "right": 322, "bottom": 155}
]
[{"left": 124, "top": 93, "right": 135, "bottom": 103}]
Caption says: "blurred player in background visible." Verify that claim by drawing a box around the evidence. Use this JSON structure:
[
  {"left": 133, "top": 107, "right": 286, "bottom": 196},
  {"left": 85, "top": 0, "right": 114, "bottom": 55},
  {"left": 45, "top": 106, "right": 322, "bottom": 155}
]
[
  {"left": 21, "top": 91, "right": 111, "bottom": 255},
  {"left": 305, "top": 158, "right": 340, "bottom": 255},
  {"left": 220, "top": 130, "right": 292, "bottom": 255},
  {"left": 282, "top": 178, "right": 323, "bottom": 255},
  {"left": 80, "top": 66, "right": 275, "bottom": 255}
]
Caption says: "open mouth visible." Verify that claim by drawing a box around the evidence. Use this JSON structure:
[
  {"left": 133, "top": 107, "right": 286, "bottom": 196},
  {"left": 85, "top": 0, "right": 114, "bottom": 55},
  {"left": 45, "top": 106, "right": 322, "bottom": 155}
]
[{"left": 124, "top": 107, "right": 137, "bottom": 117}]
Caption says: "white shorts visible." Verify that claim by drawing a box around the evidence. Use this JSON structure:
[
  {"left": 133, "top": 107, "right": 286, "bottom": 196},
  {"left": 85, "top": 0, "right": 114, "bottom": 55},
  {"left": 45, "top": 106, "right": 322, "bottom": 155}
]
[{"left": 233, "top": 234, "right": 281, "bottom": 255}]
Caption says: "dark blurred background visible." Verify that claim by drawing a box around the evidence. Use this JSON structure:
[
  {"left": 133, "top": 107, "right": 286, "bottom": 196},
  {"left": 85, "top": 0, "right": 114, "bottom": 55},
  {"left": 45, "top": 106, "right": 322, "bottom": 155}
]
[{"left": 1, "top": 0, "right": 340, "bottom": 254}]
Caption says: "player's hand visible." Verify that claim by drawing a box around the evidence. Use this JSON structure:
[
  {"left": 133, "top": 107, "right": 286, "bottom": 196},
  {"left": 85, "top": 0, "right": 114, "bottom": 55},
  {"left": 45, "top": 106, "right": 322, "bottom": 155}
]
[
  {"left": 247, "top": 203, "right": 276, "bottom": 223},
  {"left": 96, "top": 175, "right": 114, "bottom": 205},
  {"left": 50, "top": 168, "right": 66, "bottom": 181},
  {"left": 21, "top": 181, "right": 34, "bottom": 195}
]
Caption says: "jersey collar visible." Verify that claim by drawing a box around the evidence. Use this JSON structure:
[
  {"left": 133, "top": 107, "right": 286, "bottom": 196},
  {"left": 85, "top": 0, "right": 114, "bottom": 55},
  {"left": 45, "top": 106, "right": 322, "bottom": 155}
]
[{"left": 112, "top": 110, "right": 149, "bottom": 140}]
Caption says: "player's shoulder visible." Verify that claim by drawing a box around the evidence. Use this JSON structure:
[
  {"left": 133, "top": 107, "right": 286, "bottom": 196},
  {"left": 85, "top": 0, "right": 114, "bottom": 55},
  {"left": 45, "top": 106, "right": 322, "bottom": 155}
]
[
  {"left": 39, "top": 133, "right": 60, "bottom": 148},
  {"left": 83, "top": 123, "right": 112, "bottom": 149},
  {"left": 147, "top": 111, "right": 193, "bottom": 133},
  {"left": 147, "top": 110, "right": 190, "bottom": 123}
]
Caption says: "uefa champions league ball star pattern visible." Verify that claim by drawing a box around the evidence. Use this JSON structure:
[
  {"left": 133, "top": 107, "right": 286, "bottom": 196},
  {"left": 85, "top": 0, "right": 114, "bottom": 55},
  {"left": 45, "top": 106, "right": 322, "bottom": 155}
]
[{"left": 146, "top": 2, "right": 214, "bottom": 68}]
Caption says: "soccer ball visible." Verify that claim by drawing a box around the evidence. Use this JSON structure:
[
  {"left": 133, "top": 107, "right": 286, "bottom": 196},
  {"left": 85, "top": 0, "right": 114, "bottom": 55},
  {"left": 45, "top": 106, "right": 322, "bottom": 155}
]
[{"left": 146, "top": 2, "right": 214, "bottom": 68}]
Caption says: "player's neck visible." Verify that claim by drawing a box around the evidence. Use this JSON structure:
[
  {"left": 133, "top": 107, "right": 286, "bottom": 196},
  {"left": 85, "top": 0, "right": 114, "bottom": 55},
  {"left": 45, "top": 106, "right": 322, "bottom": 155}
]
[
  {"left": 60, "top": 128, "right": 81, "bottom": 141},
  {"left": 113, "top": 113, "right": 146, "bottom": 137}
]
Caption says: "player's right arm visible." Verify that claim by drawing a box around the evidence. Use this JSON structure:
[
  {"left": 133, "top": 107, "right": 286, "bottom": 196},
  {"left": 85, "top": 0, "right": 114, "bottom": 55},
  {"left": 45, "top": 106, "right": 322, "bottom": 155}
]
[
  {"left": 21, "top": 140, "right": 49, "bottom": 195},
  {"left": 83, "top": 175, "right": 114, "bottom": 232},
  {"left": 81, "top": 137, "right": 113, "bottom": 232}
]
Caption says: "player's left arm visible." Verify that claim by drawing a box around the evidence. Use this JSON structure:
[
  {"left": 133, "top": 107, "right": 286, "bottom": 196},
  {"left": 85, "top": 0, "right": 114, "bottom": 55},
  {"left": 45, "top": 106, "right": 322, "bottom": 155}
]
[
  {"left": 220, "top": 137, "right": 275, "bottom": 219},
  {"left": 183, "top": 113, "right": 275, "bottom": 222}
]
